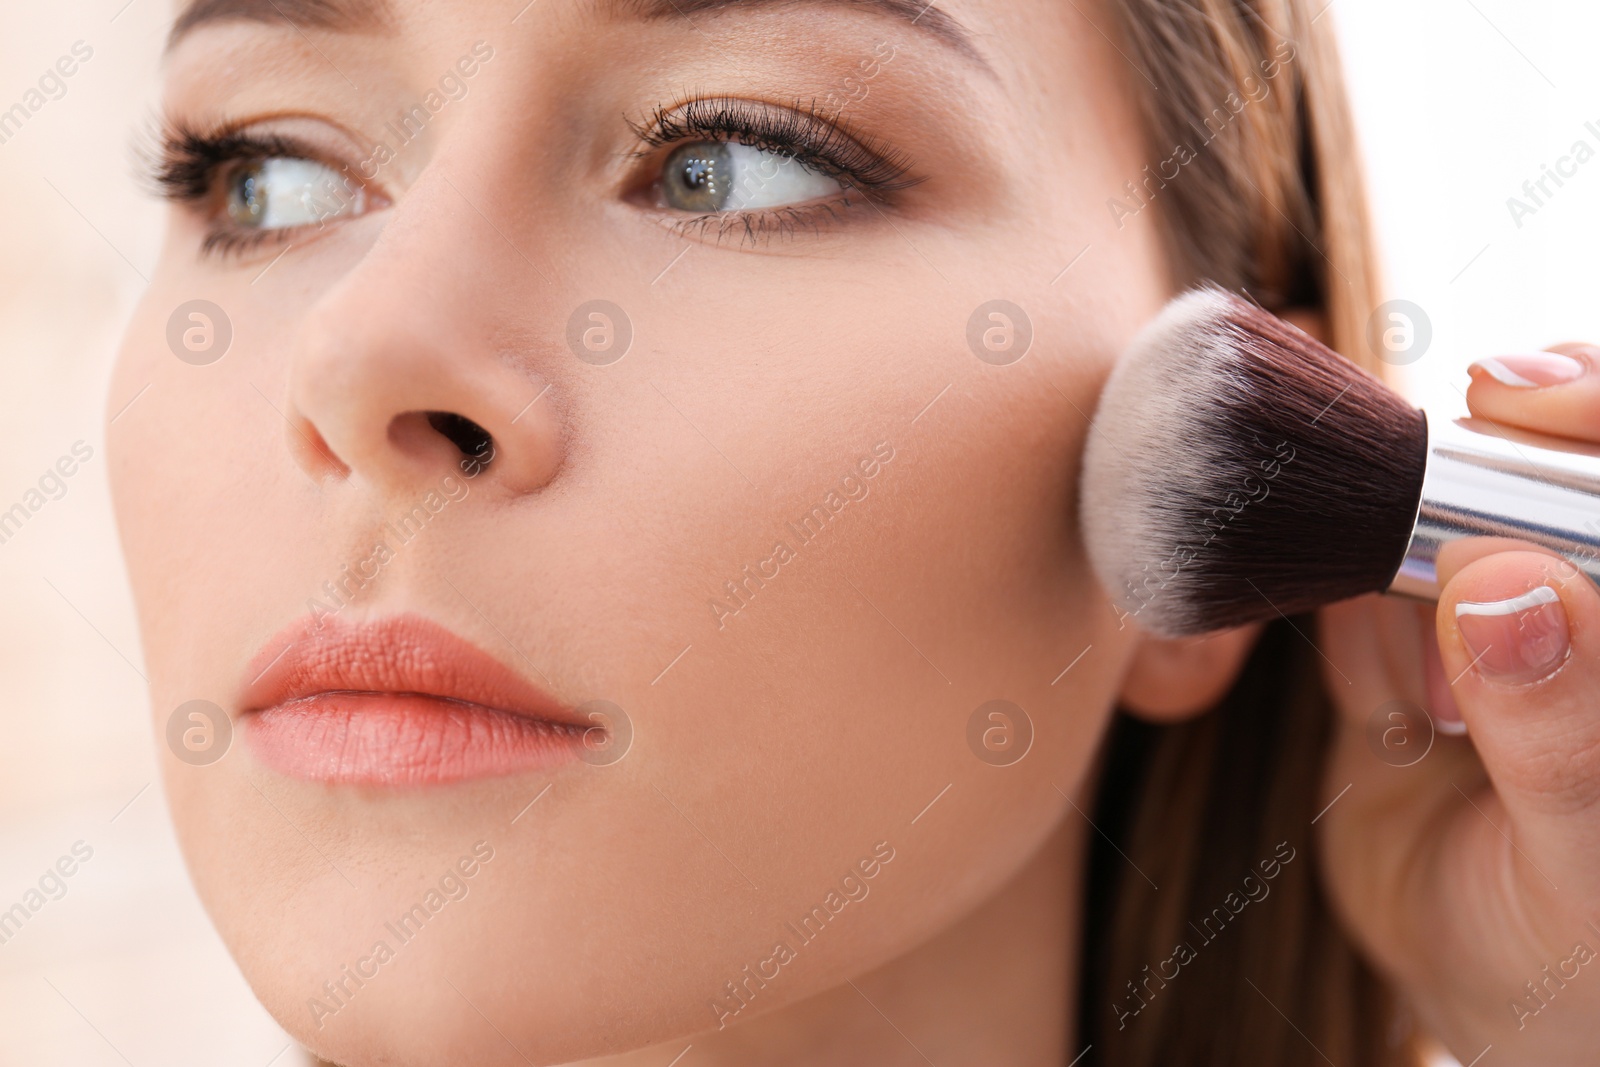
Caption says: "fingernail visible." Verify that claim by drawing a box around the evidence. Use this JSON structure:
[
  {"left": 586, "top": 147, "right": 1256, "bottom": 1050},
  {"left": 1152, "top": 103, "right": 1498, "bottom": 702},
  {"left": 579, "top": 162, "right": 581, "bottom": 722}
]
[
  {"left": 1470, "top": 353, "right": 1586, "bottom": 388},
  {"left": 1455, "top": 586, "right": 1571, "bottom": 683}
]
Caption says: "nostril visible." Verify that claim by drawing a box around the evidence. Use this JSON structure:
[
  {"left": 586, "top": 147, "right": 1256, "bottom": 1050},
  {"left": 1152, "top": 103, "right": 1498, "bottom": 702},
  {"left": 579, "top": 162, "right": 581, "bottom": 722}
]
[{"left": 426, "top": 411, "right": 495, "bottom": 468}]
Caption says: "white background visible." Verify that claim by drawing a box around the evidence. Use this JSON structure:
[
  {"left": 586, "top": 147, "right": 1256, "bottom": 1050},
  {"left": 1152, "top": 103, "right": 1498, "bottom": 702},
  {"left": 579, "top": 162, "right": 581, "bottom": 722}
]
[
  {"left": 1337, "top": 2, "right": 1600, "bottom": 409},
  {"left": 0, "top": 1, "right": 1594, "bottom": 1062}
]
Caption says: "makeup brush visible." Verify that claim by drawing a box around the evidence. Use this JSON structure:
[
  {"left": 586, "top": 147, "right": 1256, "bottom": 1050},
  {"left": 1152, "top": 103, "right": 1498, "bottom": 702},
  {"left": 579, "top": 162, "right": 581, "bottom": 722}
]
[{"left": 1081, "top": 287, "right": 1600, "bottom": 638}]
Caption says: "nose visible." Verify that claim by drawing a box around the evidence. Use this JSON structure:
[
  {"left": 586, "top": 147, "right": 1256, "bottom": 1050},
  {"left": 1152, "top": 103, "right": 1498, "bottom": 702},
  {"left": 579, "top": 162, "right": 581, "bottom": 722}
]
[{"left": 285, "top": 180, "right": 562, "bottom": 499}]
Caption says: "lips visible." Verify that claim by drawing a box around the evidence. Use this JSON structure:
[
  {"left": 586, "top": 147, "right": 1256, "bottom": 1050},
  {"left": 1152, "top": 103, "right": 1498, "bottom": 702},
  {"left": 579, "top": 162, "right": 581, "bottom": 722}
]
[{"left": 240, "top": 614, "right": 589, "bottom": 785}]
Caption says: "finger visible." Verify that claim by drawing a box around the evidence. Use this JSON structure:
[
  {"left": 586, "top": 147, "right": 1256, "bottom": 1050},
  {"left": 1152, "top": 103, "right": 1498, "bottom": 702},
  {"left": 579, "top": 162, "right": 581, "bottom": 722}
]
[
  {"left": 1315, "top": 595, "right": 1485, "bottom": 977},
  {"left": 1429, "top": 541, "right": 1571, "bottom": 737},
  {"left": 1466, "top": 343, "right": 1600, "bottom": 440},
  {"left": 1436, "top": 548, "right": 1600, "bottom": 892},
  {"left": 1421, "top": 610, "right": 1465, "bottom": 735}
]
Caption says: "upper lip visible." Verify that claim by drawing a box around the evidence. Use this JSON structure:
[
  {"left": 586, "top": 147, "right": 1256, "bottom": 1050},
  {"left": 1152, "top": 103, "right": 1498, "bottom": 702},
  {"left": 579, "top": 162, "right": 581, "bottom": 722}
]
[{"left": 240, "top": 613, "right": 581, "bottom": 727}]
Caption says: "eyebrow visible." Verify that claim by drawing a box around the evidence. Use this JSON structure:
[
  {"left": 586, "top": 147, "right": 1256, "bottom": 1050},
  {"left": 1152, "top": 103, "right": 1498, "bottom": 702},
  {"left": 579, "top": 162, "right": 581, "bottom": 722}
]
[
  {"left": 170, "top": 0, "right": 990, "bottom": 72},
  {"left": 612, "top": 0, "right": 990, "bottom": 70},
  {"left": 168, "top": 0, "right": 394, "bottom": 51}
]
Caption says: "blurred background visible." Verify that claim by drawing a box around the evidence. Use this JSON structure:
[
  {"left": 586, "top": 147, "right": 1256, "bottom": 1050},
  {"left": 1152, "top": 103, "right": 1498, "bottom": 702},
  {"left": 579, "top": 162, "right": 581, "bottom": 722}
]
[{"left": 0, "top": 1, "right": 1596, "bottom": 1062}]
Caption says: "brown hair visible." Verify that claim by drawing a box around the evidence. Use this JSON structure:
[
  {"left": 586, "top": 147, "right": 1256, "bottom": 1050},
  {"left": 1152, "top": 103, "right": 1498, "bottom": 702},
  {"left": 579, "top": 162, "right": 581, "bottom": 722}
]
[{"left": 1079, "top": 3, "right": 1419, "bottom": 1065}]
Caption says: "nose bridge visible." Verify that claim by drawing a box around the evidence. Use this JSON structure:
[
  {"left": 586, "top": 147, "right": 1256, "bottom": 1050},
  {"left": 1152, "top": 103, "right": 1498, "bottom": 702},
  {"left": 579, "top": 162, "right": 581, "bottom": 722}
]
[{"left": 286, "top": 168, "right": 562, "bottom": 499}]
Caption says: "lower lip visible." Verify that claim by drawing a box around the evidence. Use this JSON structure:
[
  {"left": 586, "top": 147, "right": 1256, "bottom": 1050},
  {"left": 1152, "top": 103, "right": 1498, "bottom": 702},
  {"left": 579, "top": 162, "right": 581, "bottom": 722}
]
[{"left": 245, "top": 693, "right": 588, "bottom": 785}]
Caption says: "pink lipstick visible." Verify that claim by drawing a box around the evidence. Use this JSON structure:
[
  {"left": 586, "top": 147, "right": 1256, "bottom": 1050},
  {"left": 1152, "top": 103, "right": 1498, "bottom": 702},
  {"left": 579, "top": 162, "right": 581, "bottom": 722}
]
[{"left": 240, "top": 614, "right": 588, "bottom": 786}]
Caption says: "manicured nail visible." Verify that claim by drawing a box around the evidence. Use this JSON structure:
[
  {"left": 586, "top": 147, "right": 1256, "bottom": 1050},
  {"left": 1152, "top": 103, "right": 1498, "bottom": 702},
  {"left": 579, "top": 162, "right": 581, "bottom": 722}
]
[
  {"left": 1471, "top": 353, "right": 1586, "bottom": 388},
  {"left": 1455, "top": 586, "right": 1571, "bottom": 683}
]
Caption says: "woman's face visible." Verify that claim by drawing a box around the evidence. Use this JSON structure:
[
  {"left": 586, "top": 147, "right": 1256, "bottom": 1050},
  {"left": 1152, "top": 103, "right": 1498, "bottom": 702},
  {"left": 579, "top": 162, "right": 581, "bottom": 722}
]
[{"left": 109, "top": 0, "right": 1167, "bottom": 1061}]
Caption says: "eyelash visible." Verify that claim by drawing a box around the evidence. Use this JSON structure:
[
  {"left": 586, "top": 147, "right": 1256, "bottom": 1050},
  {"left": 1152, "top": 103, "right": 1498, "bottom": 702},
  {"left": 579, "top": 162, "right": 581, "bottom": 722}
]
[
  {"left": 148, "top": 122, "right": 347, "bottom": 258},
  {"left": 629, "top": 96, "right": 920, "bottom": 242},
  {"left": 147, "top": 99, "right": 920, "bottom": 259}
]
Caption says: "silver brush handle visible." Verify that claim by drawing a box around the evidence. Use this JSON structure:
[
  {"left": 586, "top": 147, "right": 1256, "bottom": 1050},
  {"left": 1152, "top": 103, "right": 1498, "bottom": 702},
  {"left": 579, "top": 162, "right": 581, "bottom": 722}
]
[{"left": 1389, "top": 414, "right": 1600, "bottom": 600}]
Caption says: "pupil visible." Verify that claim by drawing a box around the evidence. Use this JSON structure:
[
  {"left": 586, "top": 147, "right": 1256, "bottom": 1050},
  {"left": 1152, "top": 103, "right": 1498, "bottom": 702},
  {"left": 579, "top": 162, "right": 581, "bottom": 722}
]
[
  {"left": 230, "top": 165, "right": 265, "bottom": 225},
  {"left": 682, "top": 157, "right": 715, "bottom": 191},
  {"left": 663, "top": 142, "right": 731, "bottom": 212}
]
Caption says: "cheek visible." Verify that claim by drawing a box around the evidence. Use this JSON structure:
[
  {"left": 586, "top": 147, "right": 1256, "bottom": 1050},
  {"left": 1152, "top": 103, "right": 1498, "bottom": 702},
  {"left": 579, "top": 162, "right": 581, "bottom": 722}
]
[
  {"left": 489, "top": 278, "right": 1144, "bottom": 1024},
  {"left": 111, "top": 209, "right": 1153, "bottom": 1060},
  {"left": 108, "top": 270, "right": 308, "bottom": 696}
]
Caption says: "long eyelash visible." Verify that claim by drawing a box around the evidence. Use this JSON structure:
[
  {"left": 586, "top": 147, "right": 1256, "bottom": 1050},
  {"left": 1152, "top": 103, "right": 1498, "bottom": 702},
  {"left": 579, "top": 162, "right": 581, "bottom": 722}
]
[
  {"left": 140, "top": 118, "right": 347, "bottom": 258},
  {"left": 145, "top": 119, "right": 309, "bottom": 204},
  {"left": 630, "top": 96, "right": 923, "bottom": 199}
]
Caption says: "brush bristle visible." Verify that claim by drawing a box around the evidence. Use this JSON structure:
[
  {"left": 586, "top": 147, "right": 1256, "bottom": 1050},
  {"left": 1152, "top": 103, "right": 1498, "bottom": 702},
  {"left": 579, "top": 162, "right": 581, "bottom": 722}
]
[{"left": 1080, "top": 288, "right": 1429, "bottom": 638}]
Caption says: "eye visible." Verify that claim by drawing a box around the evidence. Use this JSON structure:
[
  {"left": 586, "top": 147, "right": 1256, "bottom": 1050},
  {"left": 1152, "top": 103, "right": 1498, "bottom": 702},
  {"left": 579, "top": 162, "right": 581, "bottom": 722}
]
[
  {"left": 659, "top": 141, "right": 844, "bottom": 213},
  {"left": 224, "top": 157, "right": 365, "bottom": 230}
]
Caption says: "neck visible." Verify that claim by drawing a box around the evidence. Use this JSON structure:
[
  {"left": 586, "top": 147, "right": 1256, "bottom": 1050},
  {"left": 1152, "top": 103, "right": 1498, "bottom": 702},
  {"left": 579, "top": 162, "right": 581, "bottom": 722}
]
[{"left": 577, "top": 812, "right": 1088, "bottom": 1067}]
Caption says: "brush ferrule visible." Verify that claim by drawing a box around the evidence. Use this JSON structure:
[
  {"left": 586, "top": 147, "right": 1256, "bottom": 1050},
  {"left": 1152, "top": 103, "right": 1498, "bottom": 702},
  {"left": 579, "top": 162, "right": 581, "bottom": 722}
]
[{"left": 1389, "top": 415, "right": 1600, "bottom": 599}]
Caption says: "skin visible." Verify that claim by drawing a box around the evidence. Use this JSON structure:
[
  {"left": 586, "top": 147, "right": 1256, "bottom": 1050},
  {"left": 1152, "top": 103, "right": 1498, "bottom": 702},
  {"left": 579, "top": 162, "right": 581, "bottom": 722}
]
[
  {"left": 105, "top": 0, "right": 1600, "bottom": 1063},
  {"left": 1318, "top": 341, "right": 1600, "bottom": 1066},
  {"left": 112, "top": 2, "right": 1162, "bottom": 1064}
]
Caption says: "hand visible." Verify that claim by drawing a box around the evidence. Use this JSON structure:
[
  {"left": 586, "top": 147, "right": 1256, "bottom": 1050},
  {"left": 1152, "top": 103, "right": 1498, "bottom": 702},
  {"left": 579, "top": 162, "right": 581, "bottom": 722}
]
[{"left": 1316, "top": 343, "right": 1600, "bottom": 1066}]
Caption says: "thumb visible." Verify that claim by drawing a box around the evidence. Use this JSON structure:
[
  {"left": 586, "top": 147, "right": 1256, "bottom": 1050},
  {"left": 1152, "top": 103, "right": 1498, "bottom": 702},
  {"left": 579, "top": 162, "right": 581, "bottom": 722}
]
[{"left": 1438, "top": 547, "right": 1600, "bottom": 892}]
